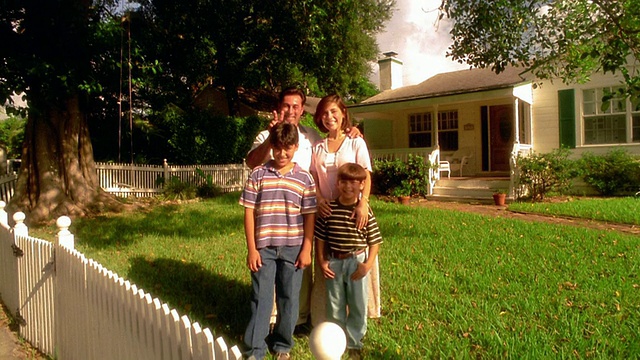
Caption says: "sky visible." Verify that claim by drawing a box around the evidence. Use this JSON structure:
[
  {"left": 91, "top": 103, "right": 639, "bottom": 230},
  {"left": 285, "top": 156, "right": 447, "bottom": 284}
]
[{"left": 371, "top": 0, "right": 469, "bottom": 88}]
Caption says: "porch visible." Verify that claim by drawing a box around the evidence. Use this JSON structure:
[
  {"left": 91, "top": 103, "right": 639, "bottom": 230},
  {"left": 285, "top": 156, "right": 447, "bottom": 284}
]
[{"left": 370, "top": 144, "right": 532, "bottom": 203}]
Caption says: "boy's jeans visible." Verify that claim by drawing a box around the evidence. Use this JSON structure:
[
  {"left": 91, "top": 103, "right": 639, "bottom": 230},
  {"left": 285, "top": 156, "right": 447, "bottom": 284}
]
[
  {"left": 325, "top": 252, "right": 368, "bottom": 350},
  {"left": 244, "top": 245, "right": 303, "bottom": 359}
]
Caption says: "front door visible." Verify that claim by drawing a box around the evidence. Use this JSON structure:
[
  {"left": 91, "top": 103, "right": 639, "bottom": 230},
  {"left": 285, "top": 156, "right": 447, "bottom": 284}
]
[{"left": 489, "top": 104, "right": 513, "bottom": 172}]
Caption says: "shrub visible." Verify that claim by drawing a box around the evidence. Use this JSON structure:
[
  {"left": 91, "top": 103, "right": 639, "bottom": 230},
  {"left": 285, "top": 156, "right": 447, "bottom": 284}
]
[
  {"left": 195, "top": 168, "right": 223, "bottom": 198},
  {"left": 161, "top": 176, "right": 197, "bottom": 200},
  {"left": 372, "top": 154, "right": 430, "bottom": 196},
  {"left": 516, "top": 148, "right": 578, "bottom": 201},
  {"left": 578, "top": 149, "right": 640, "bottom": 196}
]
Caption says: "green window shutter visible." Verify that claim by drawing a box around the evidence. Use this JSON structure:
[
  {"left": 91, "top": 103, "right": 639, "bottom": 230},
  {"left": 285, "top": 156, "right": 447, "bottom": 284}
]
[{"left": 558, "top": 89, "right": 576, "bottom": 148}]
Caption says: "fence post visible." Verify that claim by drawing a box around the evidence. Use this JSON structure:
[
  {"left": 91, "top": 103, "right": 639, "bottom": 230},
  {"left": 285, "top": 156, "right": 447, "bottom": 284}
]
[
  {"left": 56, "top": 216, "right": 74, "bottom": 249},
  {"left": 163, "top": 159, "right": 169, "bottom": 186},
  {"left": 0, "top": 200, "right": 6, "bottom": 227},
  {"left": 13, "top": 212, "right": 27, "bottom": 237}
]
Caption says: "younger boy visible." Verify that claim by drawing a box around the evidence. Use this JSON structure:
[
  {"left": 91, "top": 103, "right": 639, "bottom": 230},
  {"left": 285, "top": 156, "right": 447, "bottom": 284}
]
[
  {"left": 314, "top": 163, "right": 382, "bottom": 360},
  {"left": 239, "top": 122, "right": 317, "bottom": 360}
]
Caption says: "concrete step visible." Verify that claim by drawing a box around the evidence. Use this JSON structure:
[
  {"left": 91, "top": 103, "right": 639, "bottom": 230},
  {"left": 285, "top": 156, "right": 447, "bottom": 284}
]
[{"left": 429, "top": 177, "right": 511, "bottom": 204}]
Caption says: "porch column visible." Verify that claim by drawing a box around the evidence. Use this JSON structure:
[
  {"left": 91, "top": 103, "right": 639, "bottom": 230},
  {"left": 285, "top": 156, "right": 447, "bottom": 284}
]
[{"left": 514, "top": 98, "right": 520, "bottom": 144}]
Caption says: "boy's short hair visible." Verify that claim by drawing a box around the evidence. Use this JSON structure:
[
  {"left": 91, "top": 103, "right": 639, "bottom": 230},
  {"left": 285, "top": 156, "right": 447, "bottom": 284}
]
[
  {"left": 337, "top": 163, "right": 367, "bottom": 182},
  {"left": 270, "top": 122, "right": 299, "bottom": 149}
]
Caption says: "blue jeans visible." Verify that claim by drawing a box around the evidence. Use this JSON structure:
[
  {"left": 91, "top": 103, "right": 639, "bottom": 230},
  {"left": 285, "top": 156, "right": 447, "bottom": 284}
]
[
  {"left": 244, "top": 245, "right": 303, "bottom": 359},
  {"left": 325, "top": 252, "right": 368, "bottom": 350}
]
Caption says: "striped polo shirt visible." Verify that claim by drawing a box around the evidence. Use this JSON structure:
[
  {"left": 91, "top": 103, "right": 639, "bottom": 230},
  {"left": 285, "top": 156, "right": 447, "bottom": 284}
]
[
  {"left": 314, "top": 200, "right": 383, "bottom": 252},
  {"left": 239, "top": 162, "right": 317, "bottom": 248}
]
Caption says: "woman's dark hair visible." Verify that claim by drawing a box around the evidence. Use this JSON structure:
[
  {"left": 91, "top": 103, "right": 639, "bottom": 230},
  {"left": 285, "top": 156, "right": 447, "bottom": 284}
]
[{"left": 313, "top": 94, "right": 351, "bottom": 133}]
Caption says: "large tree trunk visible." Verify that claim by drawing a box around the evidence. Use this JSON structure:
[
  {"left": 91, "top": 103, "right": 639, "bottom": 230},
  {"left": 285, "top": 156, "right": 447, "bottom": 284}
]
[{"left": 9, "top": 94, "right": 122, "bottom": 224}]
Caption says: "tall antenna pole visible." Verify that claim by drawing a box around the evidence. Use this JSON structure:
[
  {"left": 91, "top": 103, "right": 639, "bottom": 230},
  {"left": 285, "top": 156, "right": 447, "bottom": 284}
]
[{"left": 128, "top": 13, "right": 133, "bottom": 164}]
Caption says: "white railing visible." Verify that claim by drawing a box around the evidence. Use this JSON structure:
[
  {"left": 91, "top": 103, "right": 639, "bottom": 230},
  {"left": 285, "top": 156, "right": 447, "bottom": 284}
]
[
  {"left": 0, "top": 173, "right": 17, "bottom": 203},
  {"left": 97, "top": 160, "right": 250, "bottom": 198},
  {"left": 0, "top": 201, "right": 242, "bottom": 360},
  {"left": 370, "top": 147, "right": 432, "bottom": 162},
  {"left": 510, "top": 143, "right": 533, "bottom": 199}
]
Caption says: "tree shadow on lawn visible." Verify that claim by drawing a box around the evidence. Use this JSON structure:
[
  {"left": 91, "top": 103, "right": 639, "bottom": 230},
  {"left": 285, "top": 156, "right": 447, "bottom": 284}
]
[
  {"left": 127, "top": 256, "right": 250, "bottom": 345},
  {"left": 74, "top": 204, "right": 244, "bottom": 250}
]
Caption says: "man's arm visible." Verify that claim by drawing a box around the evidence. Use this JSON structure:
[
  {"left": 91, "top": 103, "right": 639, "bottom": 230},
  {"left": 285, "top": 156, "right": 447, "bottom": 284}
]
[
  {"left": 246, "top": 140, "right": 271, "bottom": 169},
  {"left": 246, "top": 110, "right": 287, "bottom": 168}
]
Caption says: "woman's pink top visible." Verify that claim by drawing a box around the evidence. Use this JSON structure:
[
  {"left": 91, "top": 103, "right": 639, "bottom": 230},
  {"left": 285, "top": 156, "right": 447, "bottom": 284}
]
[{"left": 310, "top": 136, "right": 372, "bottom": 200}]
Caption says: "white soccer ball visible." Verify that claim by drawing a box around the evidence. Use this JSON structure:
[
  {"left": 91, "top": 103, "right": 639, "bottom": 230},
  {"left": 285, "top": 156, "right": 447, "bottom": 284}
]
[{"left": 309, "top": 322, "right": 347, "bottom": 360}]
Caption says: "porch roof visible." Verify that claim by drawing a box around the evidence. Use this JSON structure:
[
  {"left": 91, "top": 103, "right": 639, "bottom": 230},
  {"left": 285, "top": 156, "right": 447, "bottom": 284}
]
[{"left": 352, "top": 66, "right": 532, "bottom": 108}]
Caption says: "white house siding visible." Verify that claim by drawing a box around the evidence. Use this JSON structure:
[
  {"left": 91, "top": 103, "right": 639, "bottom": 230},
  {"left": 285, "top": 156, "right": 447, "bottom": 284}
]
[{"left": 533, "top": 71, "right": 640, "bottom": 157}]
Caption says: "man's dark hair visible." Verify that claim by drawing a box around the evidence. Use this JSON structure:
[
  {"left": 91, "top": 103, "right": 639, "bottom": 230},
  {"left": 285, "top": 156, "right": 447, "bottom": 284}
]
[
  {"left": 337, "top": 163, "right": 367, "bottom": 182},
  {"left": 269, "top": 122, "right": 299, "bottom": 149},
  {"left": 279, "top": 87, "right": 306, "bottom": 106}
]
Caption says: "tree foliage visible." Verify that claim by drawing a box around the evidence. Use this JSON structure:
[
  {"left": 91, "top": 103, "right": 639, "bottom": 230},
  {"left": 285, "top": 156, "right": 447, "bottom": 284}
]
[{"left": 440, "top": 0, "right": 640, "bottom": 98}]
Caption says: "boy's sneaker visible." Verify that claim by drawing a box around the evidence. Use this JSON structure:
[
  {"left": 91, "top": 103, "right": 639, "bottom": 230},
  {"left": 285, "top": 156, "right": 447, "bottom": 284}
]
[
  {"left": 347, "top": 348, "right": 362, "bottom": 360},
  {"left": 275, "top": 352, "right": 290, "bottom": 360}
]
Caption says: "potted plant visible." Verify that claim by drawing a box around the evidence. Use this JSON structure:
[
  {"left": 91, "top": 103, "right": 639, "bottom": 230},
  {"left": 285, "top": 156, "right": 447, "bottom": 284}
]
[
  {"left": 392, "top": 180, "right": 412, "bottom": 205},
  {"left": 492, "top": 189, "right": 507, "bottom": 206}
]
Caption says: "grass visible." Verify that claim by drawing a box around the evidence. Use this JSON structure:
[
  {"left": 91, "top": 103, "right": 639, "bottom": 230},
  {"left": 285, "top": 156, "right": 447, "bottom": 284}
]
[
  {"left": 509, "top": 196, "right": 640, "bottom": 225},
  {"left": 31, "top": 193, "right": 640, "bottom": 359}
]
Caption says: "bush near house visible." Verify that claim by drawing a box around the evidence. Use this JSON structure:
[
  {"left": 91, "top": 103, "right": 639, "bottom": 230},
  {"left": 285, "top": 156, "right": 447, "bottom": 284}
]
[
  {"left": 516, "top": 148, "right": 577, "bottom": 201},
  {"left": 372, "top": 154, "right": 430, "bottom": 196},
  {"left": 577, "top": 149, "right": 640, "bottom": 196}
]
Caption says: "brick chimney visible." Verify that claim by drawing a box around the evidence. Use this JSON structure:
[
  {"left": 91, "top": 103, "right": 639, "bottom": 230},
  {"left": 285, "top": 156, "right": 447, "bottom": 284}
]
[{"left": 378, "top": 51, "right": 403, "bottom": 91}]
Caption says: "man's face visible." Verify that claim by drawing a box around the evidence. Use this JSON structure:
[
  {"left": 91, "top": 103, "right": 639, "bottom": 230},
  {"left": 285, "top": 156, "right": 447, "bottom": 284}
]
[{"left": 278, "top": 94, "right": 304, "bottom": 126}]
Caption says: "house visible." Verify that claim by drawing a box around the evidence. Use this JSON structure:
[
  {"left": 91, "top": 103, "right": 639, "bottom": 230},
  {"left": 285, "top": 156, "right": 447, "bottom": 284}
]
[{"left": 349, "top": 53, "right": 640, "bottom": 200}]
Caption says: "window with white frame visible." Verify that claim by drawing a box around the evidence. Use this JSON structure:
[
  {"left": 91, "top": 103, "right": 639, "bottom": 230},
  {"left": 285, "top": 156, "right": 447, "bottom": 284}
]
[
  {"left": 582, "top": 87, "right": 640, "bottom": 144},
  {"left": 438, "top": 110, "right": 459, "bottom": 151},
  {"left": 408, "top": 113, "right": 432, "bottom": 148}
]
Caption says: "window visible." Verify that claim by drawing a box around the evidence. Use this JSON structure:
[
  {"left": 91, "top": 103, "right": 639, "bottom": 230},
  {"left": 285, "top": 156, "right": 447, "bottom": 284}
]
[
  {"left": 408, "top": 113, "right": 432, "bottom": 148},
  {"left": 438, "top": 110, "right": 459, "bottom": 151},
  {"left": 408, "top": 110, "right": 459, "bottom": 149},
  {"left": 582, "top": 87, "right": 640, "bottom": 144}
]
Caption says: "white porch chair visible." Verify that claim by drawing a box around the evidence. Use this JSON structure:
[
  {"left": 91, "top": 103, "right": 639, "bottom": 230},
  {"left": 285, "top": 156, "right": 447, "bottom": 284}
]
[
  {"left": 438, "top": 160, "right": 451, "bottom": 178},
  {"left": 444, "top": 148, "right": 473, "bottom": 177}
]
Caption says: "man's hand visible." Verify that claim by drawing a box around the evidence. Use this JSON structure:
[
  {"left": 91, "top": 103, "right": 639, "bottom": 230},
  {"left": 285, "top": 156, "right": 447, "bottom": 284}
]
[
  {"left": 346, "top": 126, "right": 363, "bottom": 139},
  {"left": 247, "top": 249, "right": 262, "bottom": 272},
  {"left": 270, "top": 110, "right": 286, "bottom": 130}
]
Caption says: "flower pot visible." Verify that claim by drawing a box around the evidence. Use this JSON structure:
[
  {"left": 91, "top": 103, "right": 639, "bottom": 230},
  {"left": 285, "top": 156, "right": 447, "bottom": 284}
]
[
  {"left": 493, "top": 193, "right": 506, "bottom": 206},
  {"left": 397, "top": 195, "right": 411, "bottom": 205}
]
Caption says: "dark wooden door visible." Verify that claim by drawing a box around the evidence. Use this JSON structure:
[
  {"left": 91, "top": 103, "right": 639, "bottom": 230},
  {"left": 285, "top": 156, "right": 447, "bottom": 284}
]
[{"left": 489, "top": 104, "right": 514, "bottom": 172}]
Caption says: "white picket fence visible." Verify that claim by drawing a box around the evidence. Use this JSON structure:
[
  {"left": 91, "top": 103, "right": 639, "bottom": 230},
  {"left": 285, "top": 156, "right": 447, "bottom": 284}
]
[
  {"left": 0, "top": 161, "right": 250, "bottom": 202},
  {"left": 0, "top": 173, "right": 17, "bottom": 203},
  {"left": 0, "top": 201, "right": 243, "bottom": 360},
  {"left": 97, "top": 160, "right": 250, "bottom": 198}
]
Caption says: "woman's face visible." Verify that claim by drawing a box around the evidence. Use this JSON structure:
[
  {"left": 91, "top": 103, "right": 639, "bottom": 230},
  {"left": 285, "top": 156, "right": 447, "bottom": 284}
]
[{"left": 319, "top": 102, "right": 344, "bottom": 133}]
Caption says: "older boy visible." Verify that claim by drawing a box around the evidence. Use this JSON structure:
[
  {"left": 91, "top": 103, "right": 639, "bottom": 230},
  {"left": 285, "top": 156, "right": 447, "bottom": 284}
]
[
  {"left": 314, "top": 163, "right": 382, "bottom": 360},
  {"left": 240, "top": 122, "right": 317, "bottom": 360}
]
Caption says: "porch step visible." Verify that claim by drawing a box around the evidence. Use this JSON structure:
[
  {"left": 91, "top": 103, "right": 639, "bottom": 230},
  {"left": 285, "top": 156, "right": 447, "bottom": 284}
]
[{"left": 428, "top": 177, "right": 511, "bottom": 204}]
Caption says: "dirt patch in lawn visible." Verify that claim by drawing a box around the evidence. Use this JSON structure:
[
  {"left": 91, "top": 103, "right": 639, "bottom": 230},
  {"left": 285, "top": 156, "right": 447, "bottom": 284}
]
[{"left": 400, "top": 197, "right": 640, "bottom": 236}]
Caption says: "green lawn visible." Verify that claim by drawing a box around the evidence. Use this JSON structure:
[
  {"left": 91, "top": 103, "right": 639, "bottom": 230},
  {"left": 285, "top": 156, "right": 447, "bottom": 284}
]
[
  {"left": 509, "top": 196, "right": 640, "bottom": 225},
  {"left": 34, "top": 193, "right": 640, "bottom": 359}
]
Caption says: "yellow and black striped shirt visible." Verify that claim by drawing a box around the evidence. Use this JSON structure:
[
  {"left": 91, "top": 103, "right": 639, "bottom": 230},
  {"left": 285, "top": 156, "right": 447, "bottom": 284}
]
[{"left": 315, "top": 200, "right": 382, "bottom": 252}]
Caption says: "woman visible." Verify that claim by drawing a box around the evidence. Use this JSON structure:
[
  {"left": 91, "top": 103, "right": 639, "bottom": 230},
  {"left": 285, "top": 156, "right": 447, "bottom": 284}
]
[{"left": 309, "top": 94, "right": 381, "bottom": 325}]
